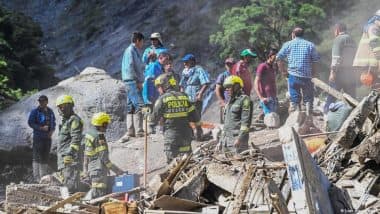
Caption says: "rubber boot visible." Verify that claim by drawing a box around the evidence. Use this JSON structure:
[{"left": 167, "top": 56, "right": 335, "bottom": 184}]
[
  {"left": 127, "top": 114, "right": 135, "bottom": 137},
  {"left": 32, "top": 161, "right": 41, "bottom": 182},
  {"left": 135, "top": 111, "right": 144, "bottom": 137},
  {"left": 39, "top": 163, "right": 48, "bottom": 179}
]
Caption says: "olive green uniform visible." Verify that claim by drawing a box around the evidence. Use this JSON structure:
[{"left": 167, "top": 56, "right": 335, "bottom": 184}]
[
  {"left": 221, "top": 92, "right": 252, "bottom": 153},
  {"left": 84, "top": 129, "right": 115, "bottom": 198},
  {"left": 57, "top": 114, "right": 83, "bottom": 193},
  {"left": 149, "top": 90, "right": 200, "bottom": 163}
]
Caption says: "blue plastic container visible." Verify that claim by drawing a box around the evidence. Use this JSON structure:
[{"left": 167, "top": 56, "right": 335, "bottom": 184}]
[{"left": 111, "top": 174, "right": 139, "bottom": 193}]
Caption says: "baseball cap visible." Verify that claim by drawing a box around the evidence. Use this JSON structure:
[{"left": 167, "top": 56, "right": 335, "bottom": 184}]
[
  {"left": 38, "top": 95, "right": 48, "bottom": 101},
  {"left": 181, "top": 53, "right": 195, "bottom": 62},
  {"left": 240, "top": 49, "right": 257, "bottom": 57}
]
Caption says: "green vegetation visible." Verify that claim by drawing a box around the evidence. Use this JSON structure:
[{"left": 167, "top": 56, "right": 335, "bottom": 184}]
[{"left": 0, "top": 6, "right": 54, "bottom": 109}]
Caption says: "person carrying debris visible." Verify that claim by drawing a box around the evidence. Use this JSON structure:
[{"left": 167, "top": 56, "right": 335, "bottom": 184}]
[
  {"left": 121, "top": 31, "right": 145, "bottom": 138},
  {"left": 215, "top": 57, "right": 235, "bottom": 123},
  {"left": 220, "top": 75, "right": 253, "bottom": 154},
  {"left": 324, "top": 23, "right": 357, "bottom": 114},
  {"left": 277, "top": 27, "right": 320, "bottom": 114},
  {"left": 28, "top": 95, "right": 56, "bottom": 182},
  {"left": 232, "top": 49, "right": 257, "bottom": 96},
  {"left": 353, "top": 10, "right": 380, "bottom": 87},
  {"left": 56, "top": 95, "right": 83, "bottom": 193},
  {"left": 179, "top": 53, "right": 210, "bottom": 118},
  {"left": 83, "top": 112, "right": 124, "bottom": 198},
  {"left": 254, "top": 48, "right": 278, "bottom": 115},
  {"left": 142, "top": 32, "right": 168, "bottom": 66},
  {"left": 148, "top": 73, "right": 203, "bottom": 163}
]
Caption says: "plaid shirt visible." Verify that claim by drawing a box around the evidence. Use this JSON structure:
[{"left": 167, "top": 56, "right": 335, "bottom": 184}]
[{"left": 277, "top": 37, "right": 320, "bottom": 78}]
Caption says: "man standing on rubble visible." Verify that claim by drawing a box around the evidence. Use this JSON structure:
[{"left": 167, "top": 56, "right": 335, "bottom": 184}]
[
  {"left": 232, "top": 49, "right": 257, "bottom": 96},
  {"left": 220, "top": 75, "right": 253, "bottom": 154},
  {"left": 28, "top": 95, "right": 56, "bottom": 182},
  {"left": 56, "top": 95, "right": 83, "bottom": 193},
  {"left": 353, "top": 10, "right": 380, "bottom": 87},
  {"left": 121, "top": 31, "right": 145, "bottom": 138},
  {"left": 179, "top": 53, "right": 210, "bottom": 118},
  {"left": 83, "top": 112, "right": 124, "bottom": 198},
  {"left": 215, "top": 57, "right": 235, "bottom": 123},
  {"left": 324, "top": 23, "right": 357, "bottom": 114},
  {"left": 277, "top": 27, "right": 320, "bottom": 114},
  {"left": 148, "top": 73, "right": 203, "bottom": 163}
]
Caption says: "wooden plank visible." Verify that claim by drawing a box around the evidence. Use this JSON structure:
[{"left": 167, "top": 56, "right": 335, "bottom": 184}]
[
  {"left": 43, "top": 192, "right": 85, "bottom": 213},
  {"left": 266, "top": 178, "right": 289, "bottom": 214},
  {"left": 153, "top": 195, "right": 207, "bottom": 211},
  {"left": 231, "top": 165, "right": 256, "bottom": 214},
  {"left": 282, "top": 128, "right": 334, "bottom": 214}
]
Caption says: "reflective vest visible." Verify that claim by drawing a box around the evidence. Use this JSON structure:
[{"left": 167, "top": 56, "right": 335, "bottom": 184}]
[{"left": 353, "top": 23, "right": 380, "bottom": 70}]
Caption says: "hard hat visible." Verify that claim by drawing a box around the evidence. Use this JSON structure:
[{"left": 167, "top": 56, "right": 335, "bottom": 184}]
[
  {"left": 91, "top": 112, "right": 111, "bottom": 126},
  {"left": 240, "top": 49, "right": 257, "bottom": 57},
  {"left": 154, "top": 73, "right": 177, "bottom": 89},
  {"left": 376, "top": 9, "right": 380, "bottom": 16},
  {"left": 150, "top": 32, "right": 163, "bottom": 44},
  {"left": 56, "top": 95, "right": 74, "bottom": 106},
  {"left": 223, "top": 75, "right": 244, "bottom": 88}
]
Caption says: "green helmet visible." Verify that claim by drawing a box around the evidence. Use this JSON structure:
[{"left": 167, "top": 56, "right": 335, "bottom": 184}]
[
  {"left": 154, "top": 73, "right": 177, "bottom": 90},
  {"left": 240, "top": 49, "right": 257, "bottom": 57},
  {"left": 223, "top": 75, "right": 244, "bottom": 88}
]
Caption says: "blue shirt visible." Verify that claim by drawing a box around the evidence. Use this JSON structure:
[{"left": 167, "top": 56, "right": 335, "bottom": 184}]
[
  {"left": 277, "top": 37, "right": 320, "bottom": 78},
  {"left": 121, "top": 43, "right": 145, "bottom": 83},
  {"left": 28, "top": 107, "right": 56, "bottom": 138},
  {"left": 179, "top": 65, "right": 210, "bottom": 102},
  {"left": 215, "top": 70, "right": 230, "bottom": 101},
  {"left": 142, "top": 61, "right": 163, "bottom": 104},
  {"left": 142, "top": 45, "right": 168, "bottom": 65}
]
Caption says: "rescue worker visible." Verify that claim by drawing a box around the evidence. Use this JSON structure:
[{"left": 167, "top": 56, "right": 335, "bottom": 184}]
[
  {"left": 353, "top": 10, "right": 380, "bottom": 86},
  {"left": 56, "top": 95, "right": 83, "bottom": 193},
  {"left": 219, "top": 75, "right": 253, "bottom": 154},
  {"left": 83, "top": 112, "right": 124, "bottom": 198},
  {"left": 148, "top": 73, "right": 203, "bottom": 163}
]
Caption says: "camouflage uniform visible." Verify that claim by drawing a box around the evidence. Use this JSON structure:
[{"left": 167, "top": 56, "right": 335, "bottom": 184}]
[
  {"left": 57, "top": 114, "right": 83, "bottom": 193},
  {"left": 84, "top": 129, "right": 115, "bottom": 198},
  {"left": 220, "top": 92, "right": 252, "bottom": 154},
  {"left": 149, "top": 89, "right": 200, "bottom": 163}
]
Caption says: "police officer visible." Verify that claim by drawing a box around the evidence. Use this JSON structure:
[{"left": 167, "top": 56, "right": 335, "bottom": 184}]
[
  {"left": 83, "top": 112, "right": 123, "bottom": 198},
  {"left": 149, "top": 73, "right": 203, "bottom": 163},
  {"left": 220, "top": 75, "right": 253, "bottom": 154},
  {"left": 56, "top": 95, "right": 83, "bottom": 193}
]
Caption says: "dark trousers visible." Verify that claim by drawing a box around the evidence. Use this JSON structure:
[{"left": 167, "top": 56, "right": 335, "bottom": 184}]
[{"left": 32, "top": 136, "right": 51, "bottom": 164}]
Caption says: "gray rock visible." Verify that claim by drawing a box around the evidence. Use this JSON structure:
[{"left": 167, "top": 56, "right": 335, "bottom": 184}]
[{"left": 0, "top": 67, "right": 128, "bottom": 152}]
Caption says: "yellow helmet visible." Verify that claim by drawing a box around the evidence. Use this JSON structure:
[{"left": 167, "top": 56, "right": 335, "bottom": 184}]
[
  {"left": 56, "top": 95, "right": 74, "bottom": 106},
  {"left": 154, "top": 73, "right": 177, "bottom": 89},
  {"left": 223, "top": 75, "right": 243, "bottom": 88},
  {"left": 91, "top": 112, "right": 111, "bottom": 126}
]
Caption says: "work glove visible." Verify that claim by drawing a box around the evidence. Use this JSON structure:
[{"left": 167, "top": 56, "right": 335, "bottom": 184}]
[{"left": 63, "top": 155, "right": 73, "bottom": 164}]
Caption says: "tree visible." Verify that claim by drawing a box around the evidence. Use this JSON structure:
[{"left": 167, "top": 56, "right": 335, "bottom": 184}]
[{"left": 209, "top": 0, "right": 326, "bottom": 61}]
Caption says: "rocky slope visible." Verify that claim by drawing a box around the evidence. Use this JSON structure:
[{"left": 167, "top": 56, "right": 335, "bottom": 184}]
[{"left": 0, "top": 0, "right": 246, "bottom": 80}]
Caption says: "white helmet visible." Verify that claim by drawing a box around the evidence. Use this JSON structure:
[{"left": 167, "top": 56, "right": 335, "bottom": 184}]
[{"left": 376, "top": 9, "right": 380, "bottom": 16}]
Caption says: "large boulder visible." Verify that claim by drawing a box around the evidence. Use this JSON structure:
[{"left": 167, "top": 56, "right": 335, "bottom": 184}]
[{"left": 0, "top": 67, "right": 128, "bottom": 153}]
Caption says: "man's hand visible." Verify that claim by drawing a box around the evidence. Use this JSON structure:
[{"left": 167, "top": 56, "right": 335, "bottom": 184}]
[
  {"left": 148, "top": 51, "right": 157, "bottom": 61},
  {"left": 40, "top": 125, "right": 49, "bottom": 132},
  {"left": 219, "top": 100, "right": 226, "bottom": 107},
  {"left": 137, "top": 83, "right": 143, "bottom": 90},
  {"left": 329, "top": 71, "right": 336, "bottom": 82},
  {"left": 196, "top": 93, "right": 203, "bottom": 101},
  {"left": 261, "top": 97, "right": 269, "bottom": 104},
  {"left": 48, "top": 131, "right": 53, "bottom": 138},
  {"left": 233, "top": 139, "right": 241, "bottom": 147}
]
